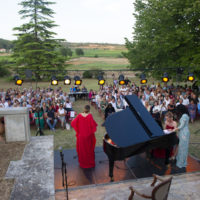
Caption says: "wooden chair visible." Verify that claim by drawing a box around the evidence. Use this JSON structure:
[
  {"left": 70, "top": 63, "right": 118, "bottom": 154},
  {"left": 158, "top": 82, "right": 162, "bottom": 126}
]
[{"left": 128, "top": 174, "right": 173, "bottom": 200}]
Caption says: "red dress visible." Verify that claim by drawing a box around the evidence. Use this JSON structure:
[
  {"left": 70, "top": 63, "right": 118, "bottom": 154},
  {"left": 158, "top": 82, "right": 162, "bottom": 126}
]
[
  {"left": 153, "top": 124, "right": 175, "bottom": 158},
  {"left": 71, "top": 113, "right": 97, "bottom": 168}
]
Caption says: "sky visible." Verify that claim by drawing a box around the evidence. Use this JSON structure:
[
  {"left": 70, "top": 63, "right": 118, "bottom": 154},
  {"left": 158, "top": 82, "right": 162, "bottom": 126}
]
[{"left": 0, "top": 0, "right": 135, "bottom": 44}]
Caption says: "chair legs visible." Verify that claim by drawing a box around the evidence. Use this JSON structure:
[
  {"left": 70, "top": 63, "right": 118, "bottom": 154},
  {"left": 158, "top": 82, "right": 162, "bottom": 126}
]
[{"left": 128, "top": 187, "right": 135, "bottom": 200}]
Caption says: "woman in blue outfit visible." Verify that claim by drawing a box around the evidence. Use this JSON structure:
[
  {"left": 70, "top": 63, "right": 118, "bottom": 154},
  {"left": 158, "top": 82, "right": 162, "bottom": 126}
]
[{"left": 175, "top": 108, "right": 190, "bottom": 168}]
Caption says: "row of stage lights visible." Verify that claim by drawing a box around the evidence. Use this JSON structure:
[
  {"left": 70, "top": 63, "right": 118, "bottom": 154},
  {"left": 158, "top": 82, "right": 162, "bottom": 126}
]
[
  {"left": 14, "top": 72, "right": 195, "bottom": 86},
  {"left": 140, "top": 72, "right": 195, "bottom": 84}
]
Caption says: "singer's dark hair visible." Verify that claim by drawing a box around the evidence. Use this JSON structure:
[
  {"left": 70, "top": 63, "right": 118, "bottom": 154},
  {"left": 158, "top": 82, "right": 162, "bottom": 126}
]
[{"left": 84, "top": 105, "right": 90, "bottom": 113}]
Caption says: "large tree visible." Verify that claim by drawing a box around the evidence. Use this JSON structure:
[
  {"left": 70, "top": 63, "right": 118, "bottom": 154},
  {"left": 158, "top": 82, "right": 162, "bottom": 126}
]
[
  {"left": 124, "top": 0, "right": 200, "bottom": 82},
  {"left": 13, "top": 0, "right": 65, "bottom": 78}
]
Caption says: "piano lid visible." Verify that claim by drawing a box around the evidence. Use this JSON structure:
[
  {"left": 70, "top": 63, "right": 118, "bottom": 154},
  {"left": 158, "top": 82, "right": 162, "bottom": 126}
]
[{"left": 104, "top": 95, "right": 164, "bottom": 147}]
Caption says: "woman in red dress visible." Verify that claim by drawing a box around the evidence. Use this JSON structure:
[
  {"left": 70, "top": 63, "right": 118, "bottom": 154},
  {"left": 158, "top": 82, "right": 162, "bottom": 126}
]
[{"left": 71, "top": 105, "right": 98, "bottom": 168}]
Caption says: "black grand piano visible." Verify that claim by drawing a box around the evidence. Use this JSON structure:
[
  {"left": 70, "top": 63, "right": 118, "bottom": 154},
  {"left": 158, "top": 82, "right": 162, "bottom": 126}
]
[{"left": 103, "top": 95, "right": 176, "bottom": 181}]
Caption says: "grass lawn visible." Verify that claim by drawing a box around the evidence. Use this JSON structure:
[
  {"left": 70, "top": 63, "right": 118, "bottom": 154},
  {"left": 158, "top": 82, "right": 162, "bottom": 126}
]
[
  {"left": 65, "top": 57, "right": 129, "bottom": 70},
  {"left": 65, "top": 62, "right": 129, "bottom": 70},
  {"left": 73, "top": 49, "right": 127, "bottom": 58},
  {"left": 188, "top": 121, "right": 200, "bottom": 159}
]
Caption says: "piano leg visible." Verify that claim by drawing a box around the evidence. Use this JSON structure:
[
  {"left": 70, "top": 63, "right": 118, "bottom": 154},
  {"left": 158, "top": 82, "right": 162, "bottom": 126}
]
[{"left": 109, "top": 158, "right": 114, "bottom": 182}]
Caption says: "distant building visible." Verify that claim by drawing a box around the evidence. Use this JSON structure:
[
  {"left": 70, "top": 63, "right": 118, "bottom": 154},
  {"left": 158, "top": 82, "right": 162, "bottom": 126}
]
[{"left": 0, "top": 48, "right": 6, "bottom": 53}]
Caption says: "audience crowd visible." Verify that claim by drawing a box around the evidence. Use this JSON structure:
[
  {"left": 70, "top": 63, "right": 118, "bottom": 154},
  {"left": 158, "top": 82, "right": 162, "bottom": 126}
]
[
  {"left": 88, "top": 81, "right": 200, "bottom": 123},
  {"left": 0, "top": 80, "right": 200, "bottom": 132}
]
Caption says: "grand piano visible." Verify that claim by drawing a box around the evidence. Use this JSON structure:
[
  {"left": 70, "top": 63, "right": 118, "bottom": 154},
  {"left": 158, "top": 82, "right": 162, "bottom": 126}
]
[{"left": 103, "top": 95, "right": 176, "bottom": 181}]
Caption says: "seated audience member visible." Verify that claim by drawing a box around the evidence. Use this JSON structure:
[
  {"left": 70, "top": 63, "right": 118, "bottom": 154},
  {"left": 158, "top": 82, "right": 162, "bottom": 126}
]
[
  {"left": 100, "top": 96, "right": 108, "bottom": 113},
  {"left": 148, "top": 95, "right": 155, "bottom": 107},
  {"left": 64, "top": 97, "right": 73, "bottom": 112},
  {"left": 140, "top": 95, "right": 146, "bottom": 106},
  {"left": 46, "top": 104, "right": 57, "bottom": 131},
  {"left": 160, "top": 101, "right": 168, "bottom": 118},
  {"left": 152, "top": 101, "right": 161, "bottom": 117},
  {"left": 76, "top": 86, "right": 81, "bottom": 92},
  {"left": 167, "top": 99, "right": 176, "bottom": 113},
  {"left": 164, "top": 95, "right": 170, "bottom": 107},
  {"left": 82, "top": 85, "right": 88, "bottom": 93},
  {"left": 29, "top": 103, "right": 36, "bottom": 125},
  {"left": 105, "top": 103, "right": 115, "bottom": 119},
  {"left": 115, "top": 97, "right": 124, "bottom": 112},
  {"left": 41, "top": 102, "right": 48, "bottom": 120},
  {"left": 70, "top": 86, "right": 76, "bottom": 93},
  {"left": 182, "top": 95, "right": 189, "bottom": 106},
  {"left": 57, "top": 104, "right": 66, "bottom": 129},
  {"left": 88, "top": 89, "right": 94, "bottom": 101},
  {"left": 81, "top": 85, "right": 88, "bottom": 99},
  {"left": 109, "top": 96, "right": 117, "bottom": 111},
  {"left": 144, "top": 101, "right": 151, "bottom": 112}
]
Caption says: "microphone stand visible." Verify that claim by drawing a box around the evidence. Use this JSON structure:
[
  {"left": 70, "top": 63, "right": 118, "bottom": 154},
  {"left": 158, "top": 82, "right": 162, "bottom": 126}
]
[{"left": 59, "top": 147, "right": 69, "bottom": 200}]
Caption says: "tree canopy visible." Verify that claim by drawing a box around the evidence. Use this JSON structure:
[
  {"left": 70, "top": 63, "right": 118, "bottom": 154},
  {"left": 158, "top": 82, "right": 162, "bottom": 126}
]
[
  {"left": 75, "top": 48, "right": 84, "bottom": 56},
  {"left": 124, "top": 0, "right": 200, "bottom": 82},
  {"left": 13, "top": 0, "right": 65, "bottom": 79}
]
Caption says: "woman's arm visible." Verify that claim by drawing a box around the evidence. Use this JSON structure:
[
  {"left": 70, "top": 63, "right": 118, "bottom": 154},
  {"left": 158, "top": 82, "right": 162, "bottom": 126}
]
[{"left": 177, "top": 118, "right": 187, "bottom": 130}]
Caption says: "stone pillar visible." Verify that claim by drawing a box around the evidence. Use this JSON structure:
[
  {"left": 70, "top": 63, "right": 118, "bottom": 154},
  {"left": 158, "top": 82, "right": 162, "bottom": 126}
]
[{"left": 0, "top": 108, "right": 31, "bottom": 142}]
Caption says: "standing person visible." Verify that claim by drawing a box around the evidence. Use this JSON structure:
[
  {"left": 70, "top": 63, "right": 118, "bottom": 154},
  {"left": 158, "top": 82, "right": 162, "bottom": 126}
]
[
  {"left": 71, "top": 105, "right": 97, "bottom": 168},
  {"left": 175, "top": 108, "right": 190, "bottom": 168},
  {"left": 164, "top": 112, "right": 178, "bottom": 165},
  {"left": 188, "top": 99, "right": 197, "bottom": 123},
  {"left": 105, "top": 103, "right": 115, "bottom": 119},
  {"left": 34, "top": 106, "right": 45, "bottom": 130},
  {"left": 57, "top": 104, "right": 66, "bottom": 129}
]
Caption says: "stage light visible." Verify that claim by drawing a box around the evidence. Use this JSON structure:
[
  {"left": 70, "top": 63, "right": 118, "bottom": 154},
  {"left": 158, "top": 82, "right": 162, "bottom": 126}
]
[
  {"left": 98, "top": 75, "right": 105, "bottom": 85},
  {"left": 51, "top": 76, "right": 58, "bottom": 85},
  {"left": 118, "top": 74, "right": 125, "bottom": 85},
  {"left": 14, "top": 76, "right": 23, "bottom": 86},
  {"left": 187, "top": 73, "right": 194, "bottom": 82},
  {"left": 74, "top": 76, "right": 82, "bottom": 85},
  {"left": 64, "top": 76, "right": 71, "bottom": 85},
  {"left": 177, "top": 67, "right": 184, "bottom": 74},
  {"left": 140, "top": 74, "right": 147, "bottom": 84},
  {"left": 162, "top": 72, "right": 169, "bottom": 83}
]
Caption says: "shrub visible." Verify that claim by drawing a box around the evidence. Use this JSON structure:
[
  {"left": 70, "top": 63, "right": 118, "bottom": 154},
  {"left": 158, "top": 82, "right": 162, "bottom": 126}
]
[
  {"left": 116, "top": 54, "right": 124, "bottom": 58},
  {"left": 0, "top": 60, "right": 11, "bottom": 77},
  {"left": 83, "top": 70, "right": 93, "bottom": 78},
  {"left": 92, "top": 70, "right": 105, "bottom": 79},
  {"left": 75, "top": 48, "right": 84, "bottom": 56}
]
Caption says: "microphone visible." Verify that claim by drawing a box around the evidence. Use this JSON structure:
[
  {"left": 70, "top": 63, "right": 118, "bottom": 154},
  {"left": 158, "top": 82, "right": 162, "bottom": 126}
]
[{"left": 58, "top": 146, "right": 63, "bottom": 152}]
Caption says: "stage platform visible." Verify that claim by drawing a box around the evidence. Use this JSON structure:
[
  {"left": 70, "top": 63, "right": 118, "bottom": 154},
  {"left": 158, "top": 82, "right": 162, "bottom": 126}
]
[{"left": 54, "top": 147, "right": 200, "bottom": 190}]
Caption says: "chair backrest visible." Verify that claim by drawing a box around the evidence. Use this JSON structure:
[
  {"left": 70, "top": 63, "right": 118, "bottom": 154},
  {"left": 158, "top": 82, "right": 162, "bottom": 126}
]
[{"left": 152, "top": 176, "right": 172, "bottom": 200}]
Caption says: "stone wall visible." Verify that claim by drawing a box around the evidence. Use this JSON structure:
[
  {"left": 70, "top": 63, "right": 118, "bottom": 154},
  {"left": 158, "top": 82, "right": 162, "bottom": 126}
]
[{"left": 0, "top": 107, "right": 31, "bottom": 142}]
